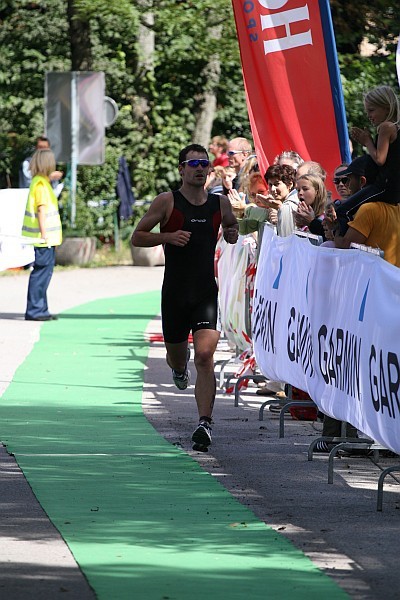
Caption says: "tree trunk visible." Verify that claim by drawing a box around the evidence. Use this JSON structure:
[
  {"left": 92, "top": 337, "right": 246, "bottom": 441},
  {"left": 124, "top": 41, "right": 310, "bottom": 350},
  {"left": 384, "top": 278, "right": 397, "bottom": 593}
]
[
  {"left": 192, "top": 25, "right": 222, "bottom": 147},
  {"left": 133, "top": 0, "right": 154, "bottom": 131},
  {"left": 192, "top": 60, "right": 220, "bottom": 147},
  {"left": 67, "top": 0, "right": 93, "bottom": 70}
]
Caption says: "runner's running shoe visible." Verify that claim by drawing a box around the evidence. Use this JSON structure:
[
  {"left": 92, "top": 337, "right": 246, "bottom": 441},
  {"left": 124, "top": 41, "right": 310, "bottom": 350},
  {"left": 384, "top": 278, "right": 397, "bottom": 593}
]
[
  {"left": 172, "top": 348, "right": 191, "bottom": 390},
  {"left": 192, "top": 421, "right": 212, "bottom": 452}
]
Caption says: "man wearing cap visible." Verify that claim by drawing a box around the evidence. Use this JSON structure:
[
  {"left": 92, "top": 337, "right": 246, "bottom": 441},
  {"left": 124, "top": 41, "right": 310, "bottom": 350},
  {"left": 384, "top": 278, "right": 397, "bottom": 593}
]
[
  {"left": 331, "top": 156, "right": 368, "bottom": 210},
  {"left": 335, "top": 155, "right": 400, "bottom": 267}
]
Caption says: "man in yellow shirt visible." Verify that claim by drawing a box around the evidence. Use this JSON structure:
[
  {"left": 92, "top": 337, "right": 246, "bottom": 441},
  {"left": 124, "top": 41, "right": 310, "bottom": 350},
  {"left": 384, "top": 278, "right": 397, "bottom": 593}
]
[
  {"left": 344, "top": 202, "right": 400, "bottom": 267},
  {"left": 316, "top": 157, "right": 400, "bottom": 454},
  {"left": 335, "top": 157, "right": 400, "bottom": 267}
]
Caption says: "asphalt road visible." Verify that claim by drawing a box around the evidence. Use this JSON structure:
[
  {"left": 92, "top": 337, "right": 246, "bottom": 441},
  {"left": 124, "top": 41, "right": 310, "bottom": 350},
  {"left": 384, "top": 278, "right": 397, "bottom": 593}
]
[{"left": 1, "top": 266, "right": 400, "bottom": 599}]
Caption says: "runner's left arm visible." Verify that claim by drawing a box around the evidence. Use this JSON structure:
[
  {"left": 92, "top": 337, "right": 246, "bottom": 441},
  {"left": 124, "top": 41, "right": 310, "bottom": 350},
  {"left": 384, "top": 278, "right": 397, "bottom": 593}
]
[{"left": 220, "top": 195, "right": 239, "bottom": 244}]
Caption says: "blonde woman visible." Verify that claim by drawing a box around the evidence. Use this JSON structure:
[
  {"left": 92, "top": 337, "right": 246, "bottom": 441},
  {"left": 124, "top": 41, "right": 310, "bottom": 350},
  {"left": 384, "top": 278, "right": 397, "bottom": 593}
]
[
  {"left": 336, "top": 85, "right": 400, "bottom": 235},
  {"left": 22, "top": 149, "right": 62, "bottom": 321},
  {"left": 295, "top": 173, "right": 327, "bottom": 239}
]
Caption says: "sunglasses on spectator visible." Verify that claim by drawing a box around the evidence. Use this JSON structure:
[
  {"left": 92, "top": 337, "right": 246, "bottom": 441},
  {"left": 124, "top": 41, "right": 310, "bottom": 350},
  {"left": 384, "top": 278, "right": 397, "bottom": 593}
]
[
  {"left": 181, "top": 159, "right": 210, "bottom": 168},
  {"left": 227, "top": 150, "right": 247, "bottom": 157},
  {"left": 333, "top": 176, "right": 349, "bottom": 185}
]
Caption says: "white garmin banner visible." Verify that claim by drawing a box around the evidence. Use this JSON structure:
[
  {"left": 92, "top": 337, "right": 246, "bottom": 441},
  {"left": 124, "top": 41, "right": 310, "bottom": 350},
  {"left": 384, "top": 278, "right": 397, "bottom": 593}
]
[
  {"left": 253, "top": 226, "right": 400, "bottom": 454},
  {"left": 218, "top": 235, "right": 255, "bottom": 352},
  {"left": 0, "top": 189, "right": 35, "bottom": 271}
]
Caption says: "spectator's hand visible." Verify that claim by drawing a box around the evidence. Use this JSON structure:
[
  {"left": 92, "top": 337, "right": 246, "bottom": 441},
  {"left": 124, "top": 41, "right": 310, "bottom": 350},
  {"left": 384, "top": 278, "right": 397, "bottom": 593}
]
[
  {"left": 295, "top": 201, "right": 315, "bottom": 226},
  {"left": 254, "top": 193, "right": 282, "bottom": 210},
  {"left": 228, "top": 189, "right": 246, "bottom": 215},
  {"left": 228, "top": 188, "right": 245, "bottom": 205},
  {"left": 40, "top": 232, "right": 50, "bottom": 246},
  {"left": 255, "top": 193, "right": 280, "bottom": 210},
  {"left": 268, "top": 208, "right": 278, "bottom": 225},
  {"left": 351, "top": 127, "right": 372, "bottom": 147},
  {"left": 50, "top": 170, "right": 63, "bottom": 181},
  {"left": 167, "top": 230, "right": 191, "bottom": 247},
  {"left": 325, "top": 203, "right": 337, "bottom": 225}
]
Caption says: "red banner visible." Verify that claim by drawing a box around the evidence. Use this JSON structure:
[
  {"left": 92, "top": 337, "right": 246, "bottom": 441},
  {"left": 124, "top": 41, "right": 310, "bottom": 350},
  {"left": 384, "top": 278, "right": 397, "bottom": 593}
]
[{"left": 231, "top": 0, "right": 351, "bottom": 186}]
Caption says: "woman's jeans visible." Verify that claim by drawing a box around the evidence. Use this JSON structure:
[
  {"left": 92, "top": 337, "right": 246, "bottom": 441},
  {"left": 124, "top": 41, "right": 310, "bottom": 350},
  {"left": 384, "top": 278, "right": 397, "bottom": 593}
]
[{"left": 25, "top": 246, "right": 55, "bottom": 319}]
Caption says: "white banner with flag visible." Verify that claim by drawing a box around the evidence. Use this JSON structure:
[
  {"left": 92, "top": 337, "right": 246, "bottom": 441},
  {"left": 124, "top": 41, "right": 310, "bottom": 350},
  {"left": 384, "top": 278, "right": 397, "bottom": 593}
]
[
  {"left": 253, "top": 226, "right": 400, "bottom": 454},
  {"left": 217, "top": 235, "right": 255, "bottom": 352},
  {"left": 0, "top": 188, "right": 35, "bottom": 271}
]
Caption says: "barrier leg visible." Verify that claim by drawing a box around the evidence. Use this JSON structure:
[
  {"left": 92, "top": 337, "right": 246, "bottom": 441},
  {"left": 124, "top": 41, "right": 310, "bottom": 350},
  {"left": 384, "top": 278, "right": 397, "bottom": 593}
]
[
  {"left": 215, "top": 357, "right": 234, "bottom": 389},
  {"left": 234, "top": 374, "right": 266, "bottom": 407},
  {"left": 279, "top": 401, "right": 316, "bottom": 438},
  {"left": 224, "top": 373, "right": 236, "bottom": 391},
  {"left": 328, "top": 443, "right": 348, "bottom": 484},
  {"left": 328, "top": 440, "right": 374, "bottom": 484},
  {"left": 377, "top": 465, "right": 400, "bottom": 511},
  {"left": 259, "top": 397, "right": 287, "bottom": 421},
  {"left": 258, "top": 383, "right": 291, "bottom": 421},
  {"left": 233, "top": 375, "right": 251, "bottom": 407},
  {"left": 259, "top": 399, "right": 276, "bottom": 421}
]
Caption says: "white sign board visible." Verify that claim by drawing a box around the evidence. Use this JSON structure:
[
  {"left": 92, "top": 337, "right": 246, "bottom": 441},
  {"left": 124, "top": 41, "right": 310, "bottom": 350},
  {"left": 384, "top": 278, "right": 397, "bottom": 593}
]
[{"left": 0, "top": 189, "right": 35, "bottom": 271}]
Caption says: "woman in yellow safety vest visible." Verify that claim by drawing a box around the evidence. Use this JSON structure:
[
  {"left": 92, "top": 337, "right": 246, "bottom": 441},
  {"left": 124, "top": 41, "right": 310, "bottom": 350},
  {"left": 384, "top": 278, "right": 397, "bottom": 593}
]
[{"left": 22, "top": 149, "right": 62, "bottom": 321}]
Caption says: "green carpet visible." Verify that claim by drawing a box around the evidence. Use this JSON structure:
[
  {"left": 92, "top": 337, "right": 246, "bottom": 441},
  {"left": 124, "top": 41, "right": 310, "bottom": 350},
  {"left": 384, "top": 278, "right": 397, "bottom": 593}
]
[{"left": 0, "top": 292, "right": 348, "bottom": 599}]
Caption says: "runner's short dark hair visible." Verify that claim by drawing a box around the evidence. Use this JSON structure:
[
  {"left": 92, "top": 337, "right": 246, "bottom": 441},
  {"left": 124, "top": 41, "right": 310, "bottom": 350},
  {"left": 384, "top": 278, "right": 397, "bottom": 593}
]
[{"left": 179, "top": 144, "right": 209, "bottom": 165}]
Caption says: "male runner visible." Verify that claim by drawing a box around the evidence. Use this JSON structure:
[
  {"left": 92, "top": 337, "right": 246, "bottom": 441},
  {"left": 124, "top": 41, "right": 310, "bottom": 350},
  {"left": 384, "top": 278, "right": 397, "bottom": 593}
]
[{"left": 132, "top": 144, "right": 239, "bottom": 451}]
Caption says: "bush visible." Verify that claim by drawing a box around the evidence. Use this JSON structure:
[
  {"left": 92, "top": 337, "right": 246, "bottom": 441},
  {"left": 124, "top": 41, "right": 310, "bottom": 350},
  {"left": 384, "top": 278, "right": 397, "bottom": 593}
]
[{"left": 60, "top": 144, "right": 130, "bottom": 242}]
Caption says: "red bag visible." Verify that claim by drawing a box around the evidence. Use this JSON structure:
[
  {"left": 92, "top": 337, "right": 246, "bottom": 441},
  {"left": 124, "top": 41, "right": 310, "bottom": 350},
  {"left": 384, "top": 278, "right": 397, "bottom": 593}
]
[{"left": 288, "top": 387, "right": 318, "bottom": 421}]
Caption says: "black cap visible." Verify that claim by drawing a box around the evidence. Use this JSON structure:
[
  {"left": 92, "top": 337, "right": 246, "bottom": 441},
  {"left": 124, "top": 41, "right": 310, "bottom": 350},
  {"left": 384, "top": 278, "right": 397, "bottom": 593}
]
[{"left": 339, "top": 155, "right": 369, "bottom": 177}]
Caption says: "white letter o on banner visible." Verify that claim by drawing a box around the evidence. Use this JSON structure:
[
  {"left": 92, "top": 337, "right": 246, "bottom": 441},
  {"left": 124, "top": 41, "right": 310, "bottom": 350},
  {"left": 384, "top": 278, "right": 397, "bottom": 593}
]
[{"left": 258, "top": 0, "right": 288, "bottom": 9}]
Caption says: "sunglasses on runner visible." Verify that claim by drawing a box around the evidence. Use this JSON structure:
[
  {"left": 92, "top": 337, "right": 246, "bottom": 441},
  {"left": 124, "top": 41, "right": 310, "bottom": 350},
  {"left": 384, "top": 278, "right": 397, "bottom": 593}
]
[
  {"left": 333, "top": 176, "right": 349, "bottom": 185},
  {"left": 181, "top": 159, "right": 210, "bottom": 168}
]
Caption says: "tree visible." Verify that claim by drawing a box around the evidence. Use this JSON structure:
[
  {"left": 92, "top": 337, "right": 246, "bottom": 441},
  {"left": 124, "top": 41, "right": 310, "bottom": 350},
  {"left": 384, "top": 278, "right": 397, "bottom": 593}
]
[
  {"left": 67, "top": 0, "right": 92, "bottom": 70},
  {"left": 0, "top": 0, "right": 249, "bottom": 224},
  {"left": 330, "top": 0, "right": 400, "bottom": 54},
  {"left": 0, "top": 0, "right": 69, "bottom": 186},
  {"left": 2, "top": 0, "right": 397, "bottom": 232}
]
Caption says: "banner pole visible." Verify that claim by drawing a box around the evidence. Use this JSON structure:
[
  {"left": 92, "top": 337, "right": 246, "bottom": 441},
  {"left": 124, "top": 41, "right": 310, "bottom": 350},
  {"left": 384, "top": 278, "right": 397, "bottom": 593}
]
[{"left": 70, "top": 72, "right": 78, "bottom": 228}]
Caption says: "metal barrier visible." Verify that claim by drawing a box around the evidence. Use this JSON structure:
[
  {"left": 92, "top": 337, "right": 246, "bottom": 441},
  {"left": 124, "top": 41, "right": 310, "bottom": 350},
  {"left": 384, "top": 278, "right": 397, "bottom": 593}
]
[
  {"left": 294, "top": 229, "right": 323, "bottom": 245},
  {"left": 377, "top": 466, "right": 400, "bottom": 511},
  {"left": 222, "top": 224, "right": 398, "bottom": 510},
  {"left": 350, "top": 242, "right": 384, "bottom": 259}
]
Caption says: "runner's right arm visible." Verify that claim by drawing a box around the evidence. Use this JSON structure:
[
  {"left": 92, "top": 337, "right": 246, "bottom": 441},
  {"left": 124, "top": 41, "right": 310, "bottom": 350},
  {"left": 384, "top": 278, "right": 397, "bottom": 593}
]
[{"left": 131, "top": 193, "right": 191, "bottom": 247}]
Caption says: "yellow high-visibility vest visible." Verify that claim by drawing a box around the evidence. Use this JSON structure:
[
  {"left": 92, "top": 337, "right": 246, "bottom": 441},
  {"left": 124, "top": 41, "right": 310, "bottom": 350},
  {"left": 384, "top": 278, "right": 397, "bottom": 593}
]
[{"left": 22, "top": 175, "right": 62, "bottom": 247}]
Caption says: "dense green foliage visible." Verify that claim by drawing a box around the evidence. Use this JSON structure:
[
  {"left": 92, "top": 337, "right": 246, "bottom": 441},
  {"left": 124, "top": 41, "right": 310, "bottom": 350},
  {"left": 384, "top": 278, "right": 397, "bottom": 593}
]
[
  {"left": 330, "top": 0, "right": 400, "bottom": 54},
  {"left": 0, "top": 0, "right": 249, "bottom": 236},
  {"left": 1, "top": 1, "right": 399, "bottom": 239}
]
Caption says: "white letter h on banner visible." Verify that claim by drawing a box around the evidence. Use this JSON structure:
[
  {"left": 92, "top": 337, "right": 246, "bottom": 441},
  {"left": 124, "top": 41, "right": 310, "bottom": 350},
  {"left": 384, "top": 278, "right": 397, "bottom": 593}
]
[{"left": 260, "top": 6, "right": 313, "bottom": 54}]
